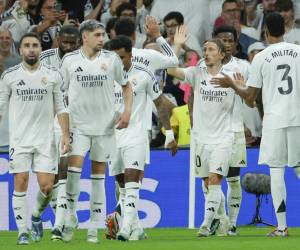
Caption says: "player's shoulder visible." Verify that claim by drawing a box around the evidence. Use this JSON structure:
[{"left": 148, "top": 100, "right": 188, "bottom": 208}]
[
  {"left": 133, "top": 65, "right": 156, "bottom": 80},
  {"left": 1, "top": 63, "right": 22, "bottom": 79},
  {"left": 40, "top": 48, "right": 57, "bottom": 60},
  {"left": 61, "top": 49, "right": 81, "bottom": 64},
  {"left": 101, "top": 49, "right": 115, "bottom": 56},
  {"left": 232, "top": 56, "right": 250, "bottom": 66}
]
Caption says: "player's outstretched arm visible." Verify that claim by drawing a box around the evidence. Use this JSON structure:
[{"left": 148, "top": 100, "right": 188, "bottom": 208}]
[
  {"left": 167, "top": 67, "right": 185, "bottom": 81},
  {"left": 116, "top": 83, "right": 133, "bottom": 129},
  {"left": 153, "top": 95, "right": 178, "bottom": 156},
  {"left": 210, "top": 72, "right": 259, "bottom": 108},
  {"left": 57, "top": 112, "right": 70, "bottom": 154}
]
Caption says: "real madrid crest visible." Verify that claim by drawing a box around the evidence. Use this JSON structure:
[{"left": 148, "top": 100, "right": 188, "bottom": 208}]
[
  {"left": 41, "top": 77, "right": 47, "bottom": 85},
  {"left": 101, "top": 63, "right": 107, "bottom": 71}
]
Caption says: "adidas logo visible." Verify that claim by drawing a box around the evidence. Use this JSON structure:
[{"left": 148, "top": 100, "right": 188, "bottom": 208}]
[
  {"left": 207, "top": 207, "right": 215, "bottom": 212},
  {"left": 67, "top": 198, "right": 74, "bottom": 202},
  {"left": 75, "top": 67, "right": 83, "bottom": 72},
  {"left": 132, "top": 161, "right": 139, "bottom": 167},
  {"left": 16, "top": 215, "right": 23, "bottom": 220},
  {"left": 230, "top": 204, "right": 240, "bottom": 208},
  {"left": 216, "top": 167, "right": 222, "bottom": 172},
  {"left": 201, "top": 80, "right": 207, "bottom": 86},
  {"left": 92, "top": 209, "right": 102, "bottom": 213},
  {"left": 239, "top": 160, "right": 246, "bottom": 164},
  {"left": 58, "top": 203, "right": 67, "bottom": 209},
  {"left": 17, "top": 80, "right": 25, "bottom": 86},
  {"left": 126, "top": 202, "right": 135, "bottom": 208}
]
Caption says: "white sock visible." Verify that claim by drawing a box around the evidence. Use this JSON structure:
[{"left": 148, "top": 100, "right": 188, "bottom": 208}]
[
  {"left": 66, "top": 167, "right": 82, "bottom": 215},
  {"left": 226, "top": 176, "right": 242, "bottom": 227},
  {"left": 216, "top": 191, "right": 226, "bottom": 220},
  {"left": 270, "top": 167, "right": 287, "bottom": 230},
  {"left": 13, "top": 191, "right": 27, "bottom": 234},
  {"left": 32, "top": 190, "right": 52, "bottom": 218},
  {"left": 90, "top": 174, "right": 106, "bottom": 230},
  {"left": 202, "top": 180, "right": 208, "bottom": 199},
  {"left": 202, "top": 185, "right": 222, "bottom": 228},
  {"left": 123, "top": 182, "right": 139, "bottom": 229},
  {"left": 54, "top": 179, "right": 67, "bottom": 231},
  {"left": 118, "top": 187, "right": 126, "bottom": 216},
  {"left": 50, "top": 182, "right": 59, "bottom": 212},
  {"left": 132, "top": 184, "right": 142, "bottom": 231}
]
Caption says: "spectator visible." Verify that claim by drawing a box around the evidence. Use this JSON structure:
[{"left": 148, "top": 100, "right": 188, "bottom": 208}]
[
  {"left": 136, "top": 0, "right": 154, "bottom": 34},
  {"left": 105, "top": 17, "right": 117, "bottom": 39},
  {"left": 275, "top": 0, "right": 300, "bottom": 44},
  {"left": 163, "top": 11, "right": 202, "bottom": 62}
]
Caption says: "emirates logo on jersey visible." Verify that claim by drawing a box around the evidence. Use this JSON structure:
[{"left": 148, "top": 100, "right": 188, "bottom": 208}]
[
  {"left": 101, "top": 63, "right": 107, "bottom": 71},
  {"left": 41, "top": 77, "right": 47, "bottom": 85}
]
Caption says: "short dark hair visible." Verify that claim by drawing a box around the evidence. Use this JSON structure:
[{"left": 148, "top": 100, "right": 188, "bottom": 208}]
[
  {"left": 212, "top": 25, "right": 238, "bottom": 42},
  {"left": 19, "top": 32, "right": 41, "bottom": 46},
  {"left": 222, "top": 0, "right": 239, "bottom": 9},
  {"left": 114, "top": 18, "right": 136, "bottom": 37},
  {"left": 108, "top": 35, "right": 132, "bottom": 53},
  {"left": 274, "top": 0, "right": 293, "bottom": 12},
  {"left": 163, "top": 11, "right": 184, "bottom": 25},
  {"left": 265, "top": 12, "right": 285, "bottom": 37},
  {"left": 106, "top": 17, "right": 118, "bottom": 35},
  {"left": 116, "top": 2, "right": 137, "bottom": 17},
  {"left": 59, "top": 25, "right": 80, "bottom": 37}
]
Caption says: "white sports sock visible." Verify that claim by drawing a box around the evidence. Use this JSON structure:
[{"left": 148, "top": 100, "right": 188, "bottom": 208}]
[
  {"left": 216, "top": 191, "right": 226, "bottom": 220},
  {"left": 66, "top": 167, "right": 82, "bottom": 215},
  {"left": 50, "top": 182, "right": 59, "bottom": 212},
  {"left": 202, "top": 181, "right": 208, "bottom": 199},
  {"left": 54, "top": 179, "right": 67, "bottom": 231},
  {"left": 226, "top": 176, "right": 242, "bottom": 227},
  {"left": 118, "top": 187, "right": 126, "bottom": 217},
  {"left": 90, "top": 174, "right": 106, "bottom": 230},
  {"left": 123, "top": 182, "right": 139, "bottom": 229},
  {"left": 270, "top": 167, "right": 287, "bottom": 230},
  {"left": 13, "top": 191, "right": 27, "bottom": 234},
  {"left": 32, "top": 190, "right": 52, "bottom": 218},
  {"left": 202, "top": 185, "right": 222, "bottom": 228},
  {"left": 132, "top": 184, "right": 143, "bottom": 231}
]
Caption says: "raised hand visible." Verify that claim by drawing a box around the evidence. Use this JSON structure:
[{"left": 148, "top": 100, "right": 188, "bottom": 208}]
[{"left": 174, "top": 25, "right": 188, "bottom": 47}]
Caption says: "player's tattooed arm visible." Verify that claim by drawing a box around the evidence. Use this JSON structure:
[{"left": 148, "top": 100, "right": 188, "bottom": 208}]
[
  {"left": 116, "top": 83, "right": 133, "bottom": 129},
  {"left": 154, "top": 95, "right": 178, "bottom": 156}
]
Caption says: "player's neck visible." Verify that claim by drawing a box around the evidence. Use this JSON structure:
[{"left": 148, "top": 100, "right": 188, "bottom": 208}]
[
  {"left": 267, "top": 36, "right": 284, "bottom": 45},
  {"left": 22, "top": 61, "right": 40, "bottom": 72},
  {"left": 207, "top": 63, "right": 222, "bottom": 76},
  {"left": 124, "top": 62, "right": 132, "bottom": 72},
  {"left": 81, "top": 46, "right": 99, "bottom": 60}
]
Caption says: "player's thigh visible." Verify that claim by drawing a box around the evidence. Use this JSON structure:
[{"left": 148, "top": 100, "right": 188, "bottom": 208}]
[
  {"left": 209, "top": 143, "right": 232, "bottom": 177},
  {"left": 68, "top": 132, "right": 91, "bottom": 167},
  {"left": 108, "top": 147, "right": 124, "bottom": 177},
  {"left": 90, "top": 134, "right": 116, "bottom": 162},
  {"left": 259, "top": 128, "right": 287, "bottom": 167},
  {"left": 229, "top": 131, "right": 247, "bottom": 168},
  {"left": 287, "top": 126, "right": 300, "bottom": 166},
  {"left": 194, "top": 142, "right": 210, "bottom": 178},
  {"left": 9, "top": 146, "right": 33, "bottom": 174}
]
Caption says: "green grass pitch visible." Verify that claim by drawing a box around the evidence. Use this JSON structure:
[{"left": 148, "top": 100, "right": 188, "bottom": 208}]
[{"left": 1, "top": 227, "right": 300, "bottom": 250}]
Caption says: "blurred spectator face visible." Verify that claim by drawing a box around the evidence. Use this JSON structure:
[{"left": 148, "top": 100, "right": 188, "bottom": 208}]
[
  {"left": 184, "top": 51, "right": 199, "bottom": 67},
  {"left": 203, "top": 42, "right": 224, "bottom": 67},
  {"left": 0, "top": 29, "right": 13, "bottom": 53},
  {"left": 222, "top": 1, "right": 241, "bottom": 24},
  {"left": 82, "top": 28, "right": 105, "bottom": 52},
  {"left": 214, "top": 32, "right": 236, "bottom": 56},
  {"left": 0, "top": 0, "right": 5, "bottom": 14},
  {"left": 279, "top": 8, "right": 294, "bottom": 26},
  {"left": 119, "top": 9, "right": 136, "bottom": 22},
  {"left": 19, "top": 37, "right": 41, "bottom": 66},
  {"left": 27, "top": 0, "right": 40, "bottom": 16},
  {"left": 41, "top": 0, "right": 57, "bottom": 17},
  {"left": 58, "top": 34, "right": 79, "bottom": 55},
  {"left": 164, "top": 19, "right": 179, "bottom": 40},
  {"left": 262, "top": 0, "right": 275, "bottom": 12},
  {"left": 143, "top": 0, "right": 153, "bottom": 7}
]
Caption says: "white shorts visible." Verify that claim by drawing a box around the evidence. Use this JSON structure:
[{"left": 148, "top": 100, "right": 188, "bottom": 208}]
[
  {"left": 259, "top": 126, "right": 300, "bottom": 167},
  {"left": 194, "top": 142, "right": 232, "bottom": 178},
  {"left": 9, "top": 140, "right": 58, "bottom": 174},
  {"left": 108, "top": 143, "right": 147, "bottom": 176},
  {"left": 229, "top": 132, "right": 247, "bottom": 168},
  {"left": 69, "top": 130, "right": 116, "bottom": 162}
]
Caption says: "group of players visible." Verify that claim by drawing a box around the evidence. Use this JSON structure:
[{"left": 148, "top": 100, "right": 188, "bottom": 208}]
[{"left": 0, "top": 11, "right": 299, "bottom": 245}]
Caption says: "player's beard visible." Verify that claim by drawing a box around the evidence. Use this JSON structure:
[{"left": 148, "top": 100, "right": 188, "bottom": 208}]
[{"left": 24, "top": 56, "right": 38, "bottom": 66}]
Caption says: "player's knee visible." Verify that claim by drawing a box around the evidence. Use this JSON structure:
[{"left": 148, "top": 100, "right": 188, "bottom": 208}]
[
  {"left": 208, "top": 173, "right": 222, "bottom": 185},
  {"left": 14, "top": 173, "right": 29, "bottom": 192},
  {"left": 40, "top": 183, "right": 53, "bottom": 195}
]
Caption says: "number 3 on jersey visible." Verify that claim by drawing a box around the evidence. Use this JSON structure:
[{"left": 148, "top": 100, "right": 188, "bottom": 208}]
[{"left": 277, "top": 64, "right": 293, "bottom": 95}]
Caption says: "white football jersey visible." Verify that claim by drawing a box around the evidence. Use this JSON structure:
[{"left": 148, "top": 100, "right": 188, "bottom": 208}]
[
  {"left": 184, "top": 66, "right": 235, "bottom": 144},
  {"left": 40, "top": 48, "right": 63, "bottom": 134},
  {"left": 199, "top": 56, "right": 250, "bottom": 132},
  {"left": 114, "top": 65, "right": 161, "bottom": 148},
  {"left": 0, "top": 63, "right": 66, "bottom": 147},
  {"left": 132, "top": 36, "right": 178, "bottom": 130},
  {"left": 247, "top": 42, "right": 300, "bottom": 129},
  {"left": 284, "top": 28, "right": 300, "bottom": 45},
  {"left": 61, "top": 48, "right": 127, "bottom": 135}
]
